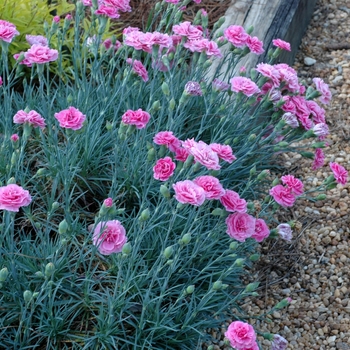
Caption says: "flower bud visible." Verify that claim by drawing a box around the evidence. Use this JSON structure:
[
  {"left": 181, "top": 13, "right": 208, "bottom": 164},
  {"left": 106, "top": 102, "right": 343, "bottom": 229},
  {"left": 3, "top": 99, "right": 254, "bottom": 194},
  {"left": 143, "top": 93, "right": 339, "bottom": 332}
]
[
  {"left": 67, "top": 94, "right": 74, "bottom": 105},
  {"left": 180, "top": 233, "right": 191, "bottom": 245},
  {"left": 212, "top": 280, "right": 222, "bottom": 290},
  {"left": 315, "top": 194, "right": 327, "bottom": 201},
  {"left": 161, "top": 82, "right": 170, "bottom": 96},
  {"left": 155, "top": 2, "right": 162, "bottom": 11},
  {"left": 274, "top": 298, "right": 291, "bottom": 309},
  {"left": 324, "top": 174, "right": 335, "bottom": 184},
  {"left": 257, "top": 169, "right": 270, "bottom": 181},
  {"left": 247, "top": 202, "right": 255, "bottom": 211},
  {"left": 139, "top": 208, "right": 150, "bottom": 221},
  {"left": 262, "top": 333, "right": 274, "bottom": 341},
  {"left": 163, "top": 246, "right": 173, "bottom": 259},
  {"left": 23, "top": 290, "right": 33, "bottom": 304},
  {"left": 151, "top": 100, "right": 160, "bottom": 112},
  {"left": 203, "top": 60, "right": 212, "bottom": 69},
  {"left": 169, "top": 98, "right": 176, "bottom": 111},
  {"left": 32, "top": 292, "right": 39, "bottom": 298},
  {"left": 7, "top": 177, "right": 16, "bottom": 184},
  {"left": 233, "top": 258, "right": 245, "bottom": 267},
  {"left": 147, "top": 148, "right": 156, "bottom": 161},
  {"left": 160, "top": 184, "right": 170, "bottom": 199},
  {"left": 211, "top": 208, "right": 224, "bottom": 216},
  {"left": 245, "top": 282, "right": 259, "bottom": 292},
  {"left": 122, "top": 242, "right": 132, "bottom": 255},
  {"left": 51, "top": 202, "right": 60, "bottom": 210},
  {"left": 248, "top": 134, "right": 256, "bottom": 142},
  {"left": 11, "top": 152, "right": 17, "bottom": 166},
  {"left": 277, "top": 141, "right": 289, "bottom": 148},
  {"left": 183, "top": 154, "right": 194, "bottom": 169},
  {"left": 249, "top": 253, "right": 260, "bottom": 261},
  {"left": 311, "top": 142, "right": 325, "bottom": 149},
  {"left": 105, "top": 121, "right": 113, "bottom": 131},
  {"left": 249, "top": 166, "right": 256, "bottom": 176},
  {"left": 58, "top": 219, "right": 68, "bottom": 234},
  {"left": 300, "top": 151, "right": 315, "bottom": 159},
  {"left": 326, "top": 182, "right": 337, "bottom": 190},
  {"left": 0, "top": 267, "right": 9, "bottom": 282},
  {"left": 229, "top": 241, "right": 238, "bottom": 250},
  {"left": 36, "top": 168, "right": 46, "bottom": 176},
  {"left": 272, "top": 178, "right": 279, "bottom": 186},
  {"left": 45, "top": 262, "right": 55, "bottom": 278},
  {"left": 35, "top": 271, "right": 44, "bottom": 278},
  {"left": 186, "top": 285, "right": 195, "bottom": 294}
]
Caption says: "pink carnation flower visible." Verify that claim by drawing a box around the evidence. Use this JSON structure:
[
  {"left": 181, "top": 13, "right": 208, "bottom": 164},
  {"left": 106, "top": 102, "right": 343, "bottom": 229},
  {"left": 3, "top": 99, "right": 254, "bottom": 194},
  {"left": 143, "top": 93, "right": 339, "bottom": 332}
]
[
  {"left": 173, "top": 180, "right": 206, "bottom": 206},
  {"left": 307, "top": 100, "right": 326, "bottom": 124},
  {"left": 313, "top": 77, "right": 332, "bottom": 104},
  {"left": 270, "top": 185, "right": 296, "bottom": 207},
  {"left": 281, "top": 175, "right": 304, "bottom": 196},
  {"left": 282, "top": 112, "right": 299, "bottom": 128},
  {"left": 13, "top": 52, "right": 33, "bottom": 67},
  {"left": 313, "top": 122, "right": 329, "bottom": 139},
  {"left": 103, "top": 197, "right": 113, "bottom": 207},
  {"left": 103, "top": 0, "right": 131, "bottom": 12},
  {"left": 92, "top": 220, "right": 127, "bottom": 255},
  {"left": 225, "top": 321, "right": 257, "bottom": 349},
  {"left": 224, "top": 25, "right": 249, "bottom": 48},
  {"left": 0, "top": 20, "right": 19, "bottom": 43},
  {"left": 255, "top": 63, "right": 281, "bottom": 87},
  {"left": 0, "top": 76, "right": 2, "bottom": 86},
  {"left": 0, "top": 184, "right": 32, "bottom": 212},
  {"left": 230, "top": 77, "right": 260, "bottom": 97},
  {"left": 126, "top": 58, "right": 149, "bottom": 82},
  {"left": 277, "top": 223, "right": 293, "bottom": 241},
  {"left": 220, "top": 190, "right": 247, "bottom": 213},
  {"left": 329, "top": 162, "right": 348, "bottom": 185},
  {"left": 121, "top": 109, "right": 150, "bottom": 129},
  {"left": 13, "top": 109, "right": 46, "bottom": 129},
  {"left": 95, "top": 5, "right": 120, "bottom": 19},
  {"left": 312, "top": 148, "right": 325, "bottom": 170},
  {"left": 226, "top": 213, "right": 256, "bottom": 242},
  {"left": 25, "top": 44, "right": 58, "bottom": 64},
  {"left": 53, "top": 15, "right": 61, "bottom": 23},
  {"left": 246, "top": 35, "right": 264, "bottom": 54},
  {"left": 212, "top": 78, "right": 230, "bottom": 92},
  {"left": 153, "top": 131, "right": 181, "bottom": 152},
  {"left": 11, "top": 134, "right": 19, "bottom": 142},
  {"left": 272, "top": 38, "right": 291, "bottom": 51},
  {"left": 189, "top": 141, "right": 220, "bottom": 170},
  {"left": 174, "top": 147, "right": 189, "bottom": 162},
  {"left": 184, "top": 81, "right": 202, "bottom": 96},
  {"left": 184, "top": 39, "right": 222, "bottom": 57},
  {"left": 193, "top": 175, "right": 225, "bottom": 200},
  {"left": 172, "top": 21, "right": 203, "bottom": 40},
  {"left": 26, "top": 35, "right": 48, "bottom": 46},
  {"left": 54, "top": 106, "right": 86, "bottom": 130},
  {"left": 153, "top": 157, "right": 176, "bottom": 181},
  {"left": 209, "top": 143, "right": 236, "bottom": 163},
  {"left": 252, "top": 218, "right": 270, "bottom": 242}
]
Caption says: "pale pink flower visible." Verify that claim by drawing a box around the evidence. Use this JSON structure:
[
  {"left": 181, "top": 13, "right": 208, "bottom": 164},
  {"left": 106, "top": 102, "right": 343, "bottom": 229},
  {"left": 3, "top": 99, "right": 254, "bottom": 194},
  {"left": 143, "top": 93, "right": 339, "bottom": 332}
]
[
  {"left": 189, "top": 141, "right": 221, "bottom": 170},
  {"left": 103, "top": 198, "right": 113, "bottom": 207},
  {"left": 126, "top": 58, "right": 148, "bottom": 82},
  {"left": 150, "top": 32, "right": 172, "bottom": 47},
  {"left": 275, "top": 63, "right": 299, "bottom": 92},
  {"left": 13, "top": 52, "right": 32, "bottom": 67},
  {"left": 82, "top": 0, "right": 92, "bottom": 5},
  {"left": 53, "top": 15, "right": 61, "bottom": 23},
  {"left": 329, "top": 162, "right": 348, "bottom": 185},
  {"left": 270, "top": 185, "right": 296, "bottom": 207},
  {"left": 282, "top": 112, "right": 299, "bottom": 128},
  {"left": 123, "top": 26, "right": 139, "bottom": 35},
  {"left": 103, "top": 0, "right": 131, "bottom": 12},
  {"left": 312, "top": 148, "right": 325, "bottom": 170},
  {"left": 224, "top": 25, "right": 249, "bottom": 48},
  {"left": 271, "top": 334, "right": 288, "bottom": 350},
  {"left": 313, "top": 122, "right": 329, "bottom": 139},
  {"left": 225, "top": 322, "right": 257, "bottom": 350},
  {"left": 0, "top": 20, "right": 19, "bottom": 43},
  {"left": 209, "top": 143, "right": 236, "bottom": 163},
  {"left": 172, "top": 21, "right": 203, "bottom": 40},
  {"left": 272, "top": 38, "right": 291, "bottom": 51},
  {"left": 26, "top": 35, "right": 48, "bottom": 46},
  {"left": 212, "top": 78, "right": 230, "bottom": 92},
  {"left": 193, "top": 0, "right": 201, "bottom": 3},
  {"left": 92, "top": 220, "right": 127, "bottom": 255},
  {"left": 246, "top": 35, "right": 264, "bottom": 54},
  {"left": 226, "top": 212, "right": 256, "bottom": 242},
  {"left": 313, "top": 77, "right": 332, "bottom": 104},
  {"left": 193, "top": 175, "right": 225, "bottom": 200},
  {"left": 0, "top": 184, "right": 32, "bottom": 212},
  {"left": 174, "top": 147, "right": 189, "bottom": 162},
  {"left": 184, "top": 39, "right": 222, "bottom": 57},
  {"left": 171, "top": 34, "right": 182, "bottom": 46},
  {"left": 181, "top": 138, "right": 196, "bottom": 152},
  {"left": 153, "top": 157, "right": 176, "bottom": 181},
  {"left": 277, "top": 223, "right": 293, "bottom": 241},
  {"left": 281, "top": 175, "right": 304, "bottom": 196},
  {"left": 65, "top": 14, "right": 72, "bottom": 21},
  {"left": 13, "top": 110, "right": 46, "bottom": 129},
  {"left": 153, "top": 131, "right": 181, "bottom": 152},
  {"left": 255, "top": 63, "right": 280, "bottom": 87},
  {"left": 220, "top": 189, "right": 247, "bottom": 213},
  {"left": 124, "top": 31, "right": 152, "bottom": 53},
  {"left": 95, "top": 5, "right": 120, "bottom": 19},
  {"left": 25, "top": 44, "right": 58, "bottom": 64},
  {"left": 54, "top": 106, "right": 86, "bottom": 130},
  {"left": 184, "top": 81, "right": 202, "bottom": 96},
  {"left": 121, "top": 109, "right": 150, "bottom": 129},
  {"left": 230, "top": 77, "right": 260, "bottom": 97},
  {"left": 240, "top": 343, "right": 260, "bottom": 350},
  {"left": 173, "top": 180, "right": 206, "bottom": 206},
  {"left": 11, "top": 134, "right": 19, "bottom": 142},
  {"left": 252, "top": 218, "right": 270, "bottom": 242}
]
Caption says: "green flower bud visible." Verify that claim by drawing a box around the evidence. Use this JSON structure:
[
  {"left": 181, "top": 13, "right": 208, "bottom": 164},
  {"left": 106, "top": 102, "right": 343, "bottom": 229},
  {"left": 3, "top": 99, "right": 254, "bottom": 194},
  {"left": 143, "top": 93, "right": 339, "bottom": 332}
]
[
  {"left": 183, "top": 154, "right": 194, "bottom": 169},
  {"left": 122, "top": 242, "right": 132, "bottom": 255},
  {"left": 257, "top": 169, "right": 270, "bottom": 181},
  {"left": 186, "top": 285, "right": 195, "bottom": 294},
  {"left": 23, "top": 290, "right": 33, "bottom": 304},
  {"left": 245, "top": 282, "right": 259, "bottom": 292},
  {"left": 326, "top": 182, "right": 337, "bottom": 190},
  {"left": 248, "top": 134, "right": 256, "bottom": 142},
  {"left": 315, "top": 194, "right": 327, "bottom": 201},
  {"left": 158, "top": 145, "right": 167, "bottom": 158},
  {"left": 229, "top": 241, "right": 238, "bottom": 250},
  {"left": 151, "top": 100, "right": 160, "bottom": 112},
  {"left": 272, "top": 178, "right": 280, "bottom": 186},
  {"left": 246, "top": 25, "right": 254, "bottom": 35},
  {"left": 324, "top": 174, "right": 335, "bottom": 184},
  {"left": 277, "top": 141, "right": 289, "bottom": 148},
  {"left": 169, "top": 98, "right": 176, "bottom": 111},
  {"left": 160, "top": 185, "right": 170, "bottom": 199},
  {"left": 7, "top": 177, "right": 16, "bottom": 184},
  {"left": 212, "top": 280, "right": 222, "bottom": 290},
  {"left": 51, "top": 202, "right": 60, "bottom": 210},
  {"left": 45, "top": 263, "right": 55, "bottom": 278},
  {"left": 67, "top": 93, "right": 74, "bottom": 105},
  {"left": 249, "top": 166, "right": 256, "bottom": 176},
  {"left": 166, "top": 259, "right": 173, "bottom": 265},
  {"left": 34, "top": 222, "right": 41, "bottom": 229},
  {"left": 180, "top": 233, "right": 191, "bottom": 245},
  {"left": 192, "top": 162, "right": 202, "bottom": 172},
  {"left": 247, "top": 202, "right": 255, "bottom": 211},
  {"left": 58, "top": 219, "right": 68, "bottom": 234},
  {"left": 211, "top": 208, "right": 224, "bottom": 216},
  {"left": 155, "top": 1, "right": 162, "bottom": 11},
  {"left": 222, "top": 284, "right": 228, "bottom": 289},
  {"left": 207, "top": 346, "right": 214, "bottom": 350},
  {"left": 161, "top": 82, "right": 170, "bottom": 96},
  {"left": 147, "top": 148, "right": 156, "bottom": 161},
  {"left": 249, "top": 253, "right": 260, "bottom": 261},
  {"left": 262, "top": 333, "right": 274, "bottom": 341},
  {"left": 274, "top": 298, "right": 291, "bottom": 309},
  {"left": 36, "top": 168, "right": 46, "bottom": 176},
  {"left": 203, "top": 60, "right": 212, "bottom": 69},
  {"left": 139, "top": 208, "right": 150, "bottom": 221},
  {"left": 233, "top": 258, "right": 245, "bottom": 267},
  {"left": 11, "top": 152, "right": 17, "bottom": 166},
  {"left": 311, "top": 142, "right": 325, "bottom": 148},
  {"left": 163, "top": 246, "right": 173, "bottom": 259},
  {"left": 300, "top": 151, "right": 315, "bottom": 159},
  {"left": 209, "top": 169, "right": 220, "bottom": 177},
  {"left": 105, "top": 121, "right": 113, "bottom": 131},
  {"left": 264, "top": 195, "right": 271, "bottom": 203},
  {"left": 0, "top": 267, "right": 9, "bottom": 282},
  {"left": 35, "top": 271, "right": 44, "bottom": 278}
]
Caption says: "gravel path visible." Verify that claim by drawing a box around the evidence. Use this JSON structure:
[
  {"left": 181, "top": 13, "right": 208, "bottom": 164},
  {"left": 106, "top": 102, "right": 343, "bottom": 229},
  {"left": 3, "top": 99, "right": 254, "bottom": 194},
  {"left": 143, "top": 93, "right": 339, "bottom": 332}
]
[{"left": 209, "top": 0, "right": 350, "bottom": 349}]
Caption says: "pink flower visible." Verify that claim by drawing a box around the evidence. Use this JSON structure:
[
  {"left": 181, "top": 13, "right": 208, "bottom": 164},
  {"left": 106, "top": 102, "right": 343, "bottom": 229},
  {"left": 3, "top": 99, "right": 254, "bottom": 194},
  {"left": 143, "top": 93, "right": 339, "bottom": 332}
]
[
  {"left": 226, "top": 212, "right": 256, "bottom": 242},
  {"left": 13, "top": 52, "right": 32, "bottom": 67},
  {"left": 252, "top": 218, "right": 270, "bottom": 242},
  {"left": 165, "top": 0, "right": 180, "bottom": 3},
  {"left": 65, "top": 14, "right": 72, "bottom": 21},
  {"left": 174, "top": 147, "right": 189, "bottom": 162},
  {"left": 209, "top": 143, "right": 236, "bottom": 163},
  {"left": 11, "top": 134, "right": 19, "bottom": 142},
  {"left": 95, "top": 5, "right": 120, "bottom": 19},
  {"left": 307, "top": 100, "right": 326, "bottom": 124},
  {"left": 13, "top": 110, "right": 46, "bottom": 129},
  {"left": 189, "top": 141, "right": 221, "bottom": 170},
  {"left": 212, "top": 78, "right": 230, "bottom": 92},
  {"left": 173, "top": 180, "right": 206, "bottom": 206},
  {"left": 246, "top": 36, "right": 264, "bottom": 54},
  {"left": 53, "top": 15, "right": 61, "bottom": 23},
  {"left": 224, "top": 25, "right": 249, "bottom": 48},
  {"left": 230, "top": 77, "right": 260, "bottom": 97},
  {"left": 193, "top": 175, "right": 225, "bottom": 200},
  {"left": 281, "top": 175, "right": 304, "bottom": 196},
  {"left": 0, "top": 20, "right": 19, "bottom": 43},
  {"left": 92, "top": 220, "right": 127, "bottom": 255},
  {"left": 184, "top": 39, "right": 222, "bottom": 57},
  {"left": 184, "top": 81, "right": 202, "bottom": 96},
  {"left": 103, "top": 0, "right": 131, "bottom": 12},
  {"left": 220, "top": 190, "right": 247, "bottom": 213},
  {"left": 103, "top": 38, "right": 122, "bottom": 51},
  {"left": 153, "top": 157, "right": 176, "bottom": 181},
  {"left": 282, "top": 112, "right": 299, "bottom": 128},
  {"left": 255, "top": 63, "right": 280, "bottom": 87},
  {"left": 313, "top": 122, "right": 329, "bottom": 139},
  {"left": 26, "top": 35, "right": 48, "bottom": 46},
  {"left": 0, "top": 76, "right": 2, "bottom": 86},
  {"left": 329, "top": 162, "right": 348, "bottom": 185},
  {"left": 172, "top": 21, "right": 203, "bottom": 40},
  {"left": 277, "top": 223, "right": 293, "bottom": 241},
  {"left": 54, "top": 106, "right": 86, "bottom": 130},
  {"left": 121, "top": 109, "right": 150, "bottom": 129},
  {"left": 150, "top": 32, "right": 173, "bottom": 47},
  {"left": 313, "top": 77, "right": 332, "bottom": 104},
  {"left": 103, "top": 198, "right": 113, "bottom": 207},
  {"left": 0, "top": 184, "right": 32, "bottom": 212},
  {"left": 272, "top": 38, "right": 291, "bottom": 51},
  {"left": 270, "top": 185, "right": 296, "bottom": 207},
  {"left": 312, "top": 148, "right": 325, "bottom": 170},
  {"left": 25, "top": 44, "right": 58, "bottom": 64},
  {"left": 225, "top": 321, "right": 257, "bottom": 349},
  {"left": 124, "top": 31, "right": 152, "bottom": 53},
  {"left": 153, "top": 131, "right": 181, "bottom": 152},
  {"left": 271, "top": 334, "right": 288, "bottom": 350},
  {"left": 126, "top": 58, "right": 148, "bottom": 82}
]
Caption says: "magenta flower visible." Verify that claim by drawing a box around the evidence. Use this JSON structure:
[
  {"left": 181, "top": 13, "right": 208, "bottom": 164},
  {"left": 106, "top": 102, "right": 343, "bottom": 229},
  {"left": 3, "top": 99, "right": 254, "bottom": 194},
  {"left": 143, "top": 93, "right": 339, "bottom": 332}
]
[
  {"left": 126, "top": 58, "right": 148, "bottom": 82},
  {"left": 121, "top": 109, "right": 150, "bottom": 129},
  {"left": 224, "top": 25, "right": 249, "bottom": 48},
  {"left": 173, "top": 180, "right": 206, "bottom": 206},
  {"left": 92, "top": 220, "right": 127, "bottom": 255},
  {"left": 0, "top": 76, "right": 2, "bottom": 86},
  {"left": 280, "top": 175, "right": 304, "bottom": 196},
  {"left": 252, "top": 218, "right": 270, "bottom": 242},
  {"left": 313, "top": 77, "right": 332, "bottom": 105},
  {"left": 11, "top": 134, "right": 19, "bottom": 142},
  {"left": 0, "top": 184, "right": 32, "bottom": 212},
  {"left": 193, "top": 175, "right": 225, "bottom": 200},
  {"left": 246, "top": 35, "right": 264, "bottom": 54},
  {"left": 103, "top": 0, "right": 131, "bottom": 12},
  {"left": 53, "top": 15, "right": 61, "bottom": 23},
  {"left": 209, "top": 143, "right": 236, "bottom": 163},
  {"left": 272, "top": 38, "right": 291, "bottom": 51},
  {"left": 220, "top": 189, "right": 247, "bottom": 213},
  {"left": 189, "top": 141, "right": 220, "bottom": 170},
  {"left": 0, "top": 20, "right": 19, "bottom": 43},
  {"left": 13, "top": 110, "right": 46, "bottom": 129},
  {"left": 153, "top": 157, "right": 176, "bottom": 181},
  {"left": 225, "top": 321, "right": 257, "bottom": 349},
  {"left": 172, "top": 21, "right": 203, "bottom": 40},
  {"left": 95, "top": 5, "right": 120, "bottom": 19},
  {"left": 153, "top": 131, "right": 181, "bottom": 152},
  {"left": 226, "top": 212, "right": 256, "bottom": 242},
  {"left": 25, "top": 44, "right": 58, "bottom": 64},
  {"left": 312, "top": 148, "right": 325, "bottom": 170},
  {"left": 54, "top": 106, "right": 86, "bottom": 130},
  {"left": 13, "top": 52, "right": 33, "bottom": 67},
  {"left": 174, "top": 147, "right": 189, "bottom": 162},
  {"left": 230, "top": 77, "right": 260, "bottom": 97},
  {"left": 270, "top": 185, "right": 296, "bottom": 207},
  {"left": 255, "top": 63, "right": 281, "bottom": 86},
  {"left": 329, "top": 162, "right": 348, "bottom": 185},
  {"left": 103, "top": 198, "right": 113, "bottom": 207}
]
